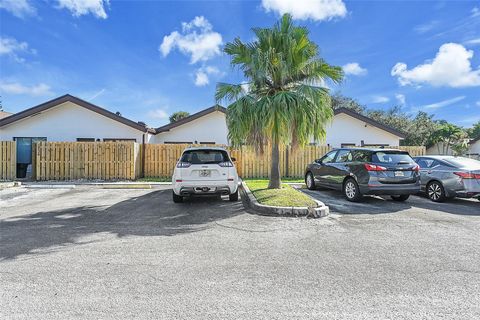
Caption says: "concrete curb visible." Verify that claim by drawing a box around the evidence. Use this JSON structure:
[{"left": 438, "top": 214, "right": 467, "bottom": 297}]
[
  {"left": 239, "top": 181, "right": 329, "bottom": 218},
  {"left": 0, "top": 181, "right": 22, "bottom": 190}
]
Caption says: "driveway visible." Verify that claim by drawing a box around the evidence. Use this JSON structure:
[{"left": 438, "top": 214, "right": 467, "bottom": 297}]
[{"left": 1, "top": 185, "right": 480, "bottom": 319}]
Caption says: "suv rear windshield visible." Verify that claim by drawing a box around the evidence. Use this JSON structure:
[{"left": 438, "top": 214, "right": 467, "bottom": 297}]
[
  {"left": 372, "top": 151, "right": 414, "bottom": 164},
  {"left": 181, "top": 150, "right": 229, "bottom": 164}
]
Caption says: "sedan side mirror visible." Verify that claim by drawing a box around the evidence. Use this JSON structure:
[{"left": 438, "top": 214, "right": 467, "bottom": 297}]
[
  {"left": 231, "top": 157, "right": 236, "bottom": 162},
  {"left": 315, "top": 159, "right": 322, "bottom": 164}
]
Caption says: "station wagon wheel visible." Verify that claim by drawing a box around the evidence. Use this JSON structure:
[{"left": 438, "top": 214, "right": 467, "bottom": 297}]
[
  {"left": 427, "top": 181, "right": 446, "bottom": 202},
  {"left": 343, "top": 178, "right": 362, "bottom": 202},
  {"left": 305, "top": 172, "right": 316, "bottom": 190}
]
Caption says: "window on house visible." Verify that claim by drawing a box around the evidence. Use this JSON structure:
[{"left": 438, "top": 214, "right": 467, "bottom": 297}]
[
  {"left": 341, "top": 143, "right": 356, "bottom": 148},
  {"left": 103, "top": 138, "right": 137, "bottom": 142},
  {"left": 199, "top": 141, "right": 216, "bottom": 145},
  {"left": 77, "top": 138, "right": 95, "bottom": 142},
  {"left": 164, "top": 141, "right": 193, "bottom": 144}
]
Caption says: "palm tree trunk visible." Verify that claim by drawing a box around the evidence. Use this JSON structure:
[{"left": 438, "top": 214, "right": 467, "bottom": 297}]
[{"left": 268, "top": 142, "right": 281, "bottom": 189}]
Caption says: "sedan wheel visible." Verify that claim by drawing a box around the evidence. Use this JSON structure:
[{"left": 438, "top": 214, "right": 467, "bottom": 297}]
[{"left": 427, "top": 181, "right": 446, "bottom": 202}]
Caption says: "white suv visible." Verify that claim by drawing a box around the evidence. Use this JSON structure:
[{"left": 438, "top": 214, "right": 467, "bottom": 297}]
[{"left": 172, "top": 147, "right": 239, "bottom": 203}]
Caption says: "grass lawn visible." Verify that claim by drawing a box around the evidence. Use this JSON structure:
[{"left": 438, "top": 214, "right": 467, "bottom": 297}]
[{"left": 244, "top": 179, "right": 317, "bottom": 208}]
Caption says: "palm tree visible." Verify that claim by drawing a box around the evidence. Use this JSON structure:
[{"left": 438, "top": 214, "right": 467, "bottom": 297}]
[
  {"left": 169, "top": 111, "right": 190, "bottom": 123},
  {"left": 215, "top": 14, "right": 343, "bottom": 188},
  {"left": 431, "top": 123, "right": 464, "bottom": 154}
]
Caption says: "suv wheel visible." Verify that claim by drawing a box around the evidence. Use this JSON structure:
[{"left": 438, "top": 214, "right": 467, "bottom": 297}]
[
  {"left": 229, "top": 189, "right": 239, "bottom": 201},
  {"left": 427, "top": 181, "right": 446, "bottom": 202},
  {"left": 391, "top": 195, "right": 410, "bottom": 201},
  {"left": 343, "top": 178, "right": 362, "bottom": 202},
  {"left": 172, "top": 191, "right": 183, "bottom": 203},
  {"left": 305, "top": 172, "right": 316, "bottom": 190}
]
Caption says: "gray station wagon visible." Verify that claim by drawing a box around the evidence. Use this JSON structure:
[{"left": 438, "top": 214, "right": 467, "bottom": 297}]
[
  {"left": 305, "top": 148, "right": 421, "bottom": 202},
  {"left": 413, "top": 155, "right": 480, "bottom": 202}
]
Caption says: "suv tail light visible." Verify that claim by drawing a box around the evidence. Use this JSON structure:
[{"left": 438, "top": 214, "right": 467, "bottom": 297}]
[
  {"left": 364, "top": 163, "right": 387, "bottom": 171},
  {"left": 218, "top": 161, "right": 233, "bottom": 167},
  {"left": 454, "top": 172, "right": 480, "bottom": 179},
  {"left": 176, "top": 162, "right": 191, "bottom": 168}
]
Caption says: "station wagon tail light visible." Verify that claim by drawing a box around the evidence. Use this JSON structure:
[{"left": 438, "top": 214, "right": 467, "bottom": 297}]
[
  {"left": 364, "top": 163, "right": 387, "bottom": 171},
  {"left": 176, "top": 162, "right": 191, "bottom": 168},
  {"left": 454, "top": 172, "right": 480, "bottom": 179},
  {"left": 219, "top": 161, "right": 233, "bottom": 167}
]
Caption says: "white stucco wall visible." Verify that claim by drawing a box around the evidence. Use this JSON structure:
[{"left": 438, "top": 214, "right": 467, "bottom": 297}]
[
  {"left": 426, "top": 142, "right": 454, "bottom": 155},
  {"left": 153, "top": 111, "right": 229, "bottom": 145},
  {"left": 469, "top": 140, "right": 480, "bottom": 154},
  {"left": 0, "top": 101, "right": 147, "bottom": 142},
  {"left": 319, "top": 113, "right": 402, "bottom": 147}
]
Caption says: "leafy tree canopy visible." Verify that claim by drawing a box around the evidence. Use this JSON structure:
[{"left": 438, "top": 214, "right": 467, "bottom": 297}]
[{"left": 169, "top": 111, "right": 190, "bottom": 123}]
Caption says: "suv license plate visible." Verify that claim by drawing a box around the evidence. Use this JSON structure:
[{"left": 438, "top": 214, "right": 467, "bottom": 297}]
[
  {"left": 199, "top": 170, "right": 211, "bottom": 177},
  {"left": 394, "top": 171, "right": 405, "bottom": 177}
]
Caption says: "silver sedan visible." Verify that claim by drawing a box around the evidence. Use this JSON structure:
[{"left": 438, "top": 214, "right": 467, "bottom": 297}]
[{"left": 413, "top": 156, "right": 480, "bottom": 202}]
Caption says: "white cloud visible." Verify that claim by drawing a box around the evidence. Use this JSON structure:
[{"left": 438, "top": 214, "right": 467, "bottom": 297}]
[
  {"left": 160, "top": 16, "right": 222, "bottom": 64},
  {"left": 395, "top": 93, "right": 406, "bottom": 105},
  {"left": 56, "top": 0, "right": 110, "bottom": 19},
  {"left": 342, "top": 62, "right": 367, "bottom": 76},
  {"left": 0, "top": 82, "right": 53, "bottom": 96},
  {"left": 413, "top": 20, "right": 439, "bottom": 34},
  {"left": 0, "top": 0, "right": 36, "bottom": 18},
  {"left": 0, "top": 36, "right": 35, "bottom": 62},
  {"left": 261, "top": 0, "right": 347, "bottom": 21},
  {"left": 147, "top": 109, "right": 169, "bottom": 119},
  {"left": 475, "top": 100, "right": 480, "bottom": 107},
  {"left": 464, "top": 38, "right": 480, "bottom": 46},
  {"left": 371, "top": 95, "right": 390, "bottom": 104},
  {"left": 391, "top": 43, "right": 480, "bottom": 88},
  {"left": 194, "top": 65, "right": 220, "bottom": 87},
  {"left": 472, "top": 6, "right": 480, "bottom": 17},
  {"left": 194, "top": 71, "right": 209, "bottom": 87},
  {"left": 420, "top": 96, "right": 466, "bottom": 110}
]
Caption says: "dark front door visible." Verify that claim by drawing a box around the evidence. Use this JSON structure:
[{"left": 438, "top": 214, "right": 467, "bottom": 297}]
[{"left": 14, "top": 137, "right": 47, "bottom": 178}]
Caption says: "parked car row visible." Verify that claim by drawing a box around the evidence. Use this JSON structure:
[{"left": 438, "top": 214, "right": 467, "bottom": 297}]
[
  {"left": 169, "top": 146, "right": 480, "bottom": 205},
  {"left": 304, "top": 148, "right": 480, "bottom": 203}
]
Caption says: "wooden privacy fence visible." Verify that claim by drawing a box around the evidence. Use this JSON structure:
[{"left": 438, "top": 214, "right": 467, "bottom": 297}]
[
  {"left": 33, "top": 142, "right": 142, "bottom": 181},
  {"left": 19, "top": 142, "right": 425, "bottom": 181},
  {"left": 145, "top": 144, "right": 330, "bottom": 179},
  {"left": 0, "top": 141, "right": 16, "bottom": 180}
]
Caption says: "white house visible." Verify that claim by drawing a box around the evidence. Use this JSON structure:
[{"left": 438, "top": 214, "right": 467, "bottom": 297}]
[
  {"left": 0, "top": 95, "right": 154, "bottom": 166},
  {"left": 153, "top": 106, "right": 229, "bottom": 145},
  {"left": 0, "top": 94, "right": 406, "bottom": 167},
  {"left": 426, "top": 139, "right": 480, "bottom": 158},
  {"left": 469, "top": 138, "right": 480, "bottom": 156},
  {"left": 153, "top": 105, "right": 405, "bottom": 147}
]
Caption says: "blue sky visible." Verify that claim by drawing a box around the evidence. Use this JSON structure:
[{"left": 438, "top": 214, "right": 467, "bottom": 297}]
[{"left": 1, "top": 0, "right": 479, "bottom": 128}]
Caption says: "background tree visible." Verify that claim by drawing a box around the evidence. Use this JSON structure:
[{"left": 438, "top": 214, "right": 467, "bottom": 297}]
[
  {"left": 331, "top": 93, "right": 365, "bottom": 114},
  {"left": 467, "top": 121, "right": 480, "bottom": 140},
  {"left": 216, "top": 14, "right": 343, "bottom": 188},
  {"left": 169, "top": 111, "right": 190, "bottom": 123},
  {"left": 431, "top": 123, "right": 464, "bottom": 154}
]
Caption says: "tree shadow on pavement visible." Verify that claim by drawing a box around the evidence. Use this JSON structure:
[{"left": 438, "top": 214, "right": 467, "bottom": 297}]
[{"left": 0, "top": 189, "right": 245, "bottom": 261}]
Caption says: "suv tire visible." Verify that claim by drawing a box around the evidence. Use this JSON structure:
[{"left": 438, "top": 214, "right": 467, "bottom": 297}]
[
  {"left": 427, "top": 181, "right": 446, "bottom": 202},
  {"left": 343, "top": 178, "right": 362, "bottom": 202},
  {"left": 229, "top": 189, "right": 239, "bottom": 201},
  {"left": 305, "top": 172, "right": 316, "bottom": 190},
  {"left": 391, "top": 195, "right": 410, "bottom": 201},
  {"left": 172, "top": 191, "right": 183, "bottom": 203}
]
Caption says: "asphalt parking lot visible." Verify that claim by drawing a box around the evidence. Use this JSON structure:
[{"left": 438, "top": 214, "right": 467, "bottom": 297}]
[{"left": 1, "top": 185, "right": 479, "bottom": 319}]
